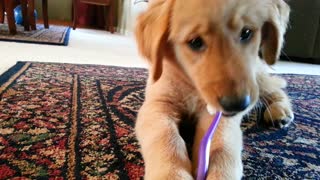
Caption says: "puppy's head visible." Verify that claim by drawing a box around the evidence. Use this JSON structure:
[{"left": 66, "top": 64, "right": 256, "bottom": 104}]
[{"left": 135, "top": 0, "right": 290, "bottom": 116}]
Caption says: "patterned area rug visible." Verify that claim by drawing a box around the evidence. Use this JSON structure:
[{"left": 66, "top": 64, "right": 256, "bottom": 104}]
[
  {"left": 0, "top": 24, "right": 70, "bottom": 46},
  {"left": 0, "top": 62, "right": 319, "bottom": 179}
]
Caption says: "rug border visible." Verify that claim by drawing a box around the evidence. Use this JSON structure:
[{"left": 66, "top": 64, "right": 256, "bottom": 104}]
[
  {"left": 0, "top": 27, "right": 71, "bottom": 46},
  {"left": 63, "top": 27, "right": 71, "bottom": 46},
  {"left": 14, "top": 61, "right": 149, "bottom": 71},
  {"left": 6, "top": 61, "right": 320, "bottom": 76},
  {"left": 1, "top": 62, "right": 318, "bottom": 84},
  {"left": 0, "top": 62, "right": 27, "bottom": 87}
]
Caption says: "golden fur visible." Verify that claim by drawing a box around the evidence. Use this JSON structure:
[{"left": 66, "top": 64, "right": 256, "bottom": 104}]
[{"left": 134, "top": 0, "right": 293, "bottom": 179}]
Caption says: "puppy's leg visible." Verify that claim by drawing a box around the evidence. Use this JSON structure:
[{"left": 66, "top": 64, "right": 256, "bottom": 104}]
[
  {"left": 192, "top": 112, "right": 243, "bottom": 180},
  {"left": 258, "top": 73, "right": 294, "bottom": 128},
  {"left": 136, "top": 102, "right": 193, "bottom": 180}
]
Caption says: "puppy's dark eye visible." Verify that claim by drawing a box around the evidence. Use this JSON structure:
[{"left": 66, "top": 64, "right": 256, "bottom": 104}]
[
  {"left": 188, "top": 37, "right": 206, "bottom": 52},
  {"left": 240, "top": 28, "right": 253, "bottom": 43}
]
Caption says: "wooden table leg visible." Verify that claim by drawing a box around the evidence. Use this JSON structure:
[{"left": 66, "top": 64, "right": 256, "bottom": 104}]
[
  {"left": 42, "top": 0, "right": 49, "bottom": 28},
  {"left": 72, "top": 0, "right": 77, "bottom": 30},
  {"left": 21, "top": 0, "right": 30, "bottom": 31},
  {"left": 0, "top": 0, "right": 5, "bottom": 23},
  {"left": 107, "top": 0, "right": 114, "bottom": 33},
  {"left": 28, "top": 0, "right": 36, "bottom": 30},
  {"left": 4, "top": 0, "right": 17, "bottom": 34}
]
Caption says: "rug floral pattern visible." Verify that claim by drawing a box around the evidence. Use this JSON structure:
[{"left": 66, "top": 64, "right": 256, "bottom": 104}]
[{"left": 0, "top": 62, "right": 319, "bottom": 179}]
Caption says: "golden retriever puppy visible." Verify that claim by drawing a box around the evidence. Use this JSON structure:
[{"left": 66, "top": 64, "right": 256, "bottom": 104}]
[{"left": 134, "top": 0, "right": 293, "bottom": 179}]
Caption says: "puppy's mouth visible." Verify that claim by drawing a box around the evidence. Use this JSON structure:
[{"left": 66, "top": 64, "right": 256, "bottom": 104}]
[
  {"left": 206, "top": 104, "right": 239, "bottom": 117},
  {"left": 222, "top": 111, "right": 238, "bottom": 117}
]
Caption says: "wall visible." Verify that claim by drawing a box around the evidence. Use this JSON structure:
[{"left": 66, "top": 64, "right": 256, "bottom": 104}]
[
  {"left": 33, "top": 0, "right": 146, "bottom": 35},
  {"left": 35, "top": 0, "right": 72, "bottom": 21},
  {"left": 117, "top": 0, "right": 147, "bottom": 35},
  {"left": 131, "top": 1, "right": 147, "bottom": 31}
]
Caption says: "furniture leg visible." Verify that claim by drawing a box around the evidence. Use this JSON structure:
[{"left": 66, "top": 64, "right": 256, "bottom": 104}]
[
  {"left": 4, "top": 0, "right": 17, "bottom": 34},
  {"left": 107, "top": 0, "right": 114, "bottom": 33},
  {"left": 42, "top": 0, "right": 48, "bottom": 28},
  {"left": 21, "top": 0, "right": 30, "bottom": 31},
  {"left": 0, "top": 0, "right": 4, "bottom": 23},
  {"left": 28, "top": 0, "right": 36, "bottom": 30},
  {"left": 72, "top": 0, "right": 77, "bottom": 30}
]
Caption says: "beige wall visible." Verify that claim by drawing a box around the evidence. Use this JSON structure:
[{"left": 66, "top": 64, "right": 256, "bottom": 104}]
[
  {"left": 33, "top": 0, "right": 144, "bottom": 34},
  {"left": 35, "top": 0, "right": 72, "bottom": 21}
]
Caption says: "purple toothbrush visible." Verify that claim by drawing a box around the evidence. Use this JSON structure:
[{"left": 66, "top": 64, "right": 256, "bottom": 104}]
[{"left": 196, "top": 111, "right": 222, "bottom": 180}]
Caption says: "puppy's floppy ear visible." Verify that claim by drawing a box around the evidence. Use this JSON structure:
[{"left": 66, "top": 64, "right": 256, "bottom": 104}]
[
  {"left": 135, "top": 0, "right": 174, "bottom": 82},
  {"left": 261, "top": 0, "right": 290, "bottom": 65}
]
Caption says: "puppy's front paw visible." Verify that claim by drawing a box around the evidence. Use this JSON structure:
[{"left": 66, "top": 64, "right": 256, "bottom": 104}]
[
  {"left": 263, "top": 102, "right": 294, "bottom": 128},
  {"left": 145, "top": 167, "right": 193, "bottom": 180},
  {"left": 206, "top": 161, "right": 243, "bottom": 180},
  {"left": 205, "top": 148, "right": 243, "bottom": 180}
]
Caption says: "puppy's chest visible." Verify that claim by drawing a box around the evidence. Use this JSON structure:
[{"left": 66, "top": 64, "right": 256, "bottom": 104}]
[
  {"left": 183, "top": 94, "right": 205, "bottom": 115},
  {"left": 178, "top": 95, "right": 205, "bottom": 158},
  {"left": 178, "top": 111, "right": 198, "bottom": 159}
]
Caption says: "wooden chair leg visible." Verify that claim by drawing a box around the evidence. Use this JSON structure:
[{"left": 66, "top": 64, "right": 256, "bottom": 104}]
[
  {"left": 42, "top": 0, "right": 49, "bottom": 28},
  {"left": 107, "top": 0, "right": 114, "bottom": 33},
  {"left": 72, "top": 0, "right": 77, "bottom": 30},
  {"left": 4, "top": 0, "right": 17, "bottom": 35},
  {"left": 21, "top": 0, "right": 30, "bottom": 31},
  {"left": 28, "top": 0, "right": 36, "bottom": 30},
  {"left": 0, "top": 0, "right": 4, "bottom": 24}
]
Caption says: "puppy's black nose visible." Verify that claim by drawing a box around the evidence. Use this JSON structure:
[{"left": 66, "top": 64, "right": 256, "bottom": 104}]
[{"left": 219, "top": 95, "right": 251, "bottom": 112}]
